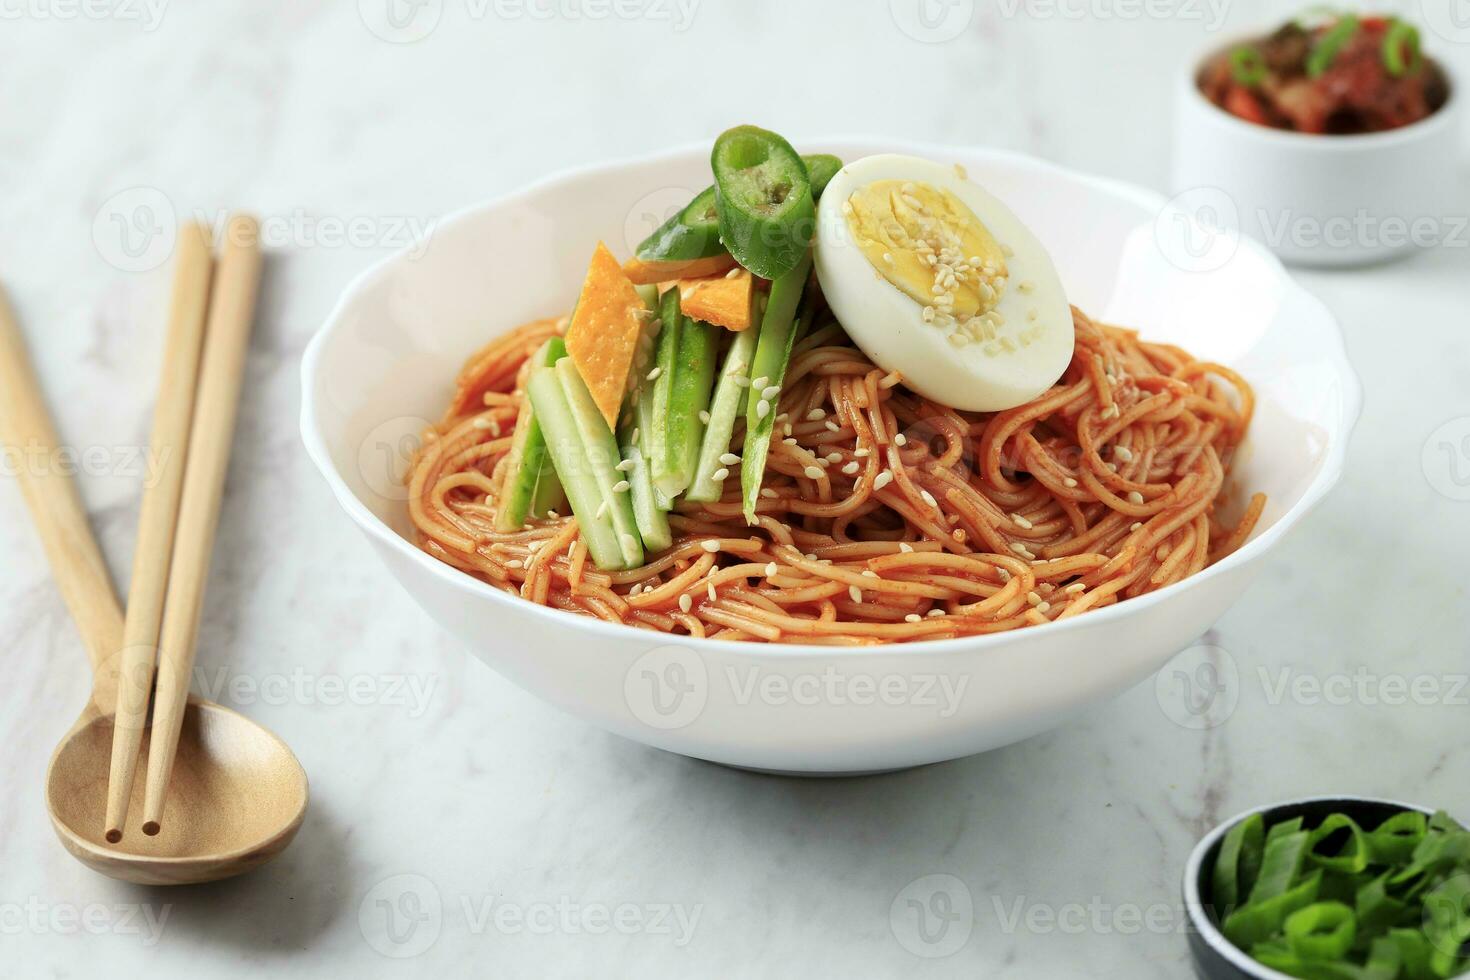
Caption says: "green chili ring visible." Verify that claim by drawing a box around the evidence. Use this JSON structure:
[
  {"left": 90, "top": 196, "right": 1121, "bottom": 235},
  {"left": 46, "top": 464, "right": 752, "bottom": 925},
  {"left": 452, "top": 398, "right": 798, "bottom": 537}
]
[
  {"left": 1383, "top": 19, "right": 1422, "bottom": 78},
  {"left": 1307, "top": 14, "right": 1360, "bottom": 78},
  {"left": 1229, "top": 46, "right": 1268, "bottom": 87},
  {"left": 711, "top": 125, "right": 816, "bottom": 281},
  {"left": 635, "top": 184, "right": 725, "bottom": 263}
]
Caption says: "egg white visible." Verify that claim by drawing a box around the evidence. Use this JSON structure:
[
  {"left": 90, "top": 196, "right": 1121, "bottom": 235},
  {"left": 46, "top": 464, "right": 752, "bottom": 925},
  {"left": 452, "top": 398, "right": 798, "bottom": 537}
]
[{"left": 814, "top": 154, "right": 1074, "bottom": 413}]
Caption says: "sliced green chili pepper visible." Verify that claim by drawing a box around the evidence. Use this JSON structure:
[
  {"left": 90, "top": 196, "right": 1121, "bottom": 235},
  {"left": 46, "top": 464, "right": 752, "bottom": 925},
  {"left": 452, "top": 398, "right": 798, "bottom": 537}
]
[
  {"left": 1383, "top": 19, "right": 1422, "bottom": 78},
  {"left": 801, "top": 154, "right": 843, "bottom": 200},
  {"left": 636, "top": 185, "right": 725, "bottom": 263},
  {"left": 1252, "top": 829, "right": 1312, "bottom": 904},
  {"left": 1285, "top": 901, "right": 1357, "bottom": 960},
  {"left": 1307, "top": 15, "right": 1360, "bottom": 78},
  {"left": 1355, "top": 872, "right": 1407, "bottom": 940},
  {"left": 1368, "top": 810, "right": 1427, "bottom": 865},
  {"left": 711, "top": 125, "right": 815, "bottom": 281},
  {"left": 1309, "top": 814, "right": 1371, "bottom": 875},
  {"left": 1226, "top": 870, "right": 1324, "bottom": 948},
  {"left": 1230, "top": 46, "right": 1268, "bottom": 87},
  {"left": 1215, "top": 813, "right": 1266, "bottom": 913}
]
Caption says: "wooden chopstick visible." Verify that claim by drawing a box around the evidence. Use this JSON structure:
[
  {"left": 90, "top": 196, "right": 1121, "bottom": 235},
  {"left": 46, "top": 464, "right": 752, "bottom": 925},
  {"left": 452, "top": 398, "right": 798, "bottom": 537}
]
[
  {"left": 140, "top": 214, "right": 262, "bottom": 836},
  {"left": 102, "top": 223, "right": 214, "bottom": 844},
  {"left": 0, "top": 285, "right": 123, "bottom": 667}
]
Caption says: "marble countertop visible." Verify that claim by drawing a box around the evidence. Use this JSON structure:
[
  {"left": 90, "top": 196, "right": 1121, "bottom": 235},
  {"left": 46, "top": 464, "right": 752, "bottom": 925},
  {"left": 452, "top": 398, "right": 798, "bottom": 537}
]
[{"left": 3, "top": 2, "right": 1468, "bottom": 976}]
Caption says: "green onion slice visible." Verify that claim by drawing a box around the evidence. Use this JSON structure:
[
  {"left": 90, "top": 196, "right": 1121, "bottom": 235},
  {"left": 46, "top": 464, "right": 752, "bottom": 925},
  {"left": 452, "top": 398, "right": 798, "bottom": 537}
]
[
  {"left": 1307, "top": 14, "right": 1360, "bottom": 78},
  {"left": 1382, "top": 18, "right": 1422, "bottom": 78},
  {"left": 1284, "top": 901, "right": 1357, "bottom": 960},
  {"left": 1229, "top": 46, "right": 1268, "bottom": 87}
]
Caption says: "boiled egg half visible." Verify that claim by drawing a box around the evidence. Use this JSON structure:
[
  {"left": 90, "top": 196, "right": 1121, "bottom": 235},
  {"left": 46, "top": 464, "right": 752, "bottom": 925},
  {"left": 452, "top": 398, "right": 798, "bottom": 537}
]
[{"left": 814, "top": 154, "right": 1073, "bottom": 412}]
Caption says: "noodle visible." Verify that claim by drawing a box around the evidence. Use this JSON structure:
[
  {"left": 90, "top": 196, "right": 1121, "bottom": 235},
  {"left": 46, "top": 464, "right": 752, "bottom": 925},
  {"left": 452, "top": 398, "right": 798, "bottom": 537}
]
[{"left": 407, "top": 307, "right": 1265, "bottom": 644}]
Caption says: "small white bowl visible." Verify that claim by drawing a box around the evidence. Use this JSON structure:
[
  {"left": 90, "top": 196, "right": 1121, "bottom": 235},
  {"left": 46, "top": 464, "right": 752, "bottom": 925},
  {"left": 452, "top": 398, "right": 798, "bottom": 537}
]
[
  {"left": 301, "top": 139, "right": 1361, "bottom": 774},
  {"left": 1172, "top": 35, "right": 1462, "bottom": 268}
]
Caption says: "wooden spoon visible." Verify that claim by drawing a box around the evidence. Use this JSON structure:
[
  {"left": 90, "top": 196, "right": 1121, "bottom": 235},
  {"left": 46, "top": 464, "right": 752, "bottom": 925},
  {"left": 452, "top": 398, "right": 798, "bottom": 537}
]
[{"left": 0, "top": 273, "right": 309, "bottom": 886}]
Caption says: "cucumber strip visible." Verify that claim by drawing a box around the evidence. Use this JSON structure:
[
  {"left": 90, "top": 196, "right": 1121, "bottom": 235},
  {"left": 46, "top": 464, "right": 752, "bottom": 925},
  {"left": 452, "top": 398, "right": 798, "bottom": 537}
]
[
  {"left": 526, "top": 365, "right": 626, "bottom": 569},
  {"left": 554, "top": 358, "right": 643, "bottom": 569},
  {"left": 685, "top": 326, "right": 758, "bottom": 503},
  {"left": 647, "top": 288, "right": 683, "bottom": 497},
  {"left": 655, "top": 317, "right": 717, "bottom": 499},
  {"left": 619, "top": 443, "right": 672, "bottom": 552},
  {"left": 740, "top": 250, "right": 813, "bottom": 523},
  {"left": 494, "top": 338, "right": 567, "bottom": 532}
]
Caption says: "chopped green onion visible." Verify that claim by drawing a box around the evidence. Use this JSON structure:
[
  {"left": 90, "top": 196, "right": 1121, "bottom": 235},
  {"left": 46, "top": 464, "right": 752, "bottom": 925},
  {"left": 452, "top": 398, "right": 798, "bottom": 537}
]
[
  {"left": 1229, "top": 46, "right": 1268, "bottom": 87},
  {"left": 1307, "top": 14, "right": 1360, "bottom": 78},
  {"left": 1383, "top": 18, "right": 1422, "bottom": 78}
]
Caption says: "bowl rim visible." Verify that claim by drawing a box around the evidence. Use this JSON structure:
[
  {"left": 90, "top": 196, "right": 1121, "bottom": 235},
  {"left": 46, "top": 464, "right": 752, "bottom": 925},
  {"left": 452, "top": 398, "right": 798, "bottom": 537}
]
[
  {"left": 299, "top": 136, "right": 1364, "bottom": 659},
  {"left": 1182, "top": 795, "right": 1439, "bottom": 980},
  {"left": 1178, "top": 26, "right": 1461, "bottom": 151}
]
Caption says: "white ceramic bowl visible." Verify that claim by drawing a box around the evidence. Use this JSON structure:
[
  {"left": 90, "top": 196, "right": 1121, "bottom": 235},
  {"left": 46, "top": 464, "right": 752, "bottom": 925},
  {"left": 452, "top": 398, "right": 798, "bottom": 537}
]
[
  {"left": 301, "top": 140, "right": 1361, "bottom": 774},
  {"left": 1172, "top": 34, "right": 1461, "bottom": 268}
]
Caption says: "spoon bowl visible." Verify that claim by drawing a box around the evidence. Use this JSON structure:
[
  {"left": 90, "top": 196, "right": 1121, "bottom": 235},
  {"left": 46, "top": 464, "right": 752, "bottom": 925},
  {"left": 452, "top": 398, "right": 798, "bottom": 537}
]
[{"left": 47, "top": 698, "right": 308, "bottom": 885}]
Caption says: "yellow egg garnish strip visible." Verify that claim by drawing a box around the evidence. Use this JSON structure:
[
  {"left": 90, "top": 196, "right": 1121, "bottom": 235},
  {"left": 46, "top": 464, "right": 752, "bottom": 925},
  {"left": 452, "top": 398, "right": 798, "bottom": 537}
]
[{"left": 842, "top": 180, "right": 1009, "bottom": 329}]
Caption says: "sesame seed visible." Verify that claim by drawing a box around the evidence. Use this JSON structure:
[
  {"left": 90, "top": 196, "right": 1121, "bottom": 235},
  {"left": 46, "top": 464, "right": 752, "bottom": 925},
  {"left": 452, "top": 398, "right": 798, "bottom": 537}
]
[
  {"left": 873, "top": 471, "right": 894, "bottom": 491},
  {"left": 719, "top": 452, "right": 741, "bottom": 466},
  {"left": 825, "top": 420, "right": 841, "bottom": 432},
  {"left": 899, "top": 542, "right": 914, "bottom": 553},
  {"left": 848, "top": 585, "right": 863, "bottom": 604},
  {"left": 826, "top": 452, "right": 842, "bottom": 463},
  {"left": 752, "top": 376, "right": 769, "bottom": 390},
  {"left": 805, "top": 466, "right": 823, "bottom": 480},
  {"left": 920, "top": 489, "right": 937, "bottom": 507},
  {"left": 765, "top": 562, "right": 778, "bottom": 578},
  {"left": 616, "top": 459, "right": 635, "bottom": 472},
  {"left": 712, "top": 467, "right": 730, "bottom": 481},
  {"left": 806, "top": 408, "right": 827, "bottom": 421},
  {"left": 1127, "top": 491, "right": 1145, "bottom": 505},
  {"left": 894, "top": 433, "right": 907, "bottom": 447},
  {"left": 905, "top": 613, "right": 922, "bottom": 623},
  {"left": 646, "top": 366, "right": 662, "bottom": 381},
  {"left": 1026, "top": 591, "right": 1042, "bottom": 606},
  {"left": 998, "top": 568, "right": 1012, "bottom": 581},
  {"left": 1065, "top": 582, "right": 1086, "bottom": 594},
  {"left": 701, "top": 539, "right": 720, "bottom": 552},
  {"left": 756, "top": 399, "right": 770, "bottom": 419},
  {"left": 862, "top": 569, "right": 879, "bottom": 578},
  {"left": 707, "top": 582, "right": 717, "bottom": 602},
  {"left": 760, "top": 488, "right": 778, "bottom": 499},
  {"left": 1010, "top": 542, "right": 1036, "bottom": 559},
  {"left": 817, "top": 457, "right": 831, "bottom": 468},
  {"left": 546, "top": 510, "right": 559, "bottom": 520},
  {"left": 1063, "top": 477, "right": 1078, "bottom": 488},
  {"left": 595, "top": 500, "right": 609, "bottom": 519},
  {"left": 1037, "top": 601, "right": 1052, "bottom": 614},
  {"left": 699, "top": 410, "right": 711, "bottom": 424},
  {"left": 762, "top": 385, "right": 781, "bottom": 400},
  {"left": 612, "top": 480, "right": 630, "bottom": 493},
  {"left": 1012, "top": 513, "right": 1034, "bottom": 529},
  {"left": 842, "top": 461, "right": 859, "bottom": 475},
  {"left": 1114, "top": 446, "right": 1134, "bottom": 462},
  {"left": 506, "top": 559, "right": 523, "bottom": 569},
  {"left": 854, "top": 448, "right": 870, "bottom": 458},
  {"left": 733, "top": 375, "right": 750, "bottom": 388},
  {"left": 679, "top": 593, "right": 692, "bottom": 613},
  {"left": 1130, "top": 522, "right": 1144, "bottom": 531},
  {"left": 783, "top": 437, "right": 797, "bottom": 446},
  {"left": 472, "top": 418, "right": 494, "bottom": 430}
]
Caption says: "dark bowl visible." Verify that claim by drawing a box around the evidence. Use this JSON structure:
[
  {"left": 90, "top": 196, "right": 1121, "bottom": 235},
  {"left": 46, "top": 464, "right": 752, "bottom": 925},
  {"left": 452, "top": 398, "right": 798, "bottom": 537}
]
[{"left": 1183, "top": 796, "right": 1436, "bottom": 980}]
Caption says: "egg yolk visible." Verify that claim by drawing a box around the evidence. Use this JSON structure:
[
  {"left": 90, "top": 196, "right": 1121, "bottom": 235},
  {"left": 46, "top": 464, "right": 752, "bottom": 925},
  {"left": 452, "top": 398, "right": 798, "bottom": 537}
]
[{"left": 843, "top": 180, "right": 1009, "bottom": 326}]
